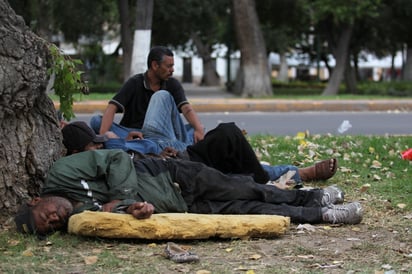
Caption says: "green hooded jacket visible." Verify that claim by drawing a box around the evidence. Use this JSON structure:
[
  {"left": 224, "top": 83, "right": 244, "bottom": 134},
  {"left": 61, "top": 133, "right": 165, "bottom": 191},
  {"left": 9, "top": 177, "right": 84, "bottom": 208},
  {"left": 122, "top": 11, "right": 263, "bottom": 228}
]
[{"left": 41, "top": 149, "right": 188, "bottom": 213}]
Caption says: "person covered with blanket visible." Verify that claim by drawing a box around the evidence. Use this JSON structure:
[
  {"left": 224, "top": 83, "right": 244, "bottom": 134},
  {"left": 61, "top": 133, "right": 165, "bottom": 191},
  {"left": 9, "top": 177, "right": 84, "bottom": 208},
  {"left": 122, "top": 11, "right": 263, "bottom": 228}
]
[{"left": 63, "top": 121, "right": 338, "bottom": 188}]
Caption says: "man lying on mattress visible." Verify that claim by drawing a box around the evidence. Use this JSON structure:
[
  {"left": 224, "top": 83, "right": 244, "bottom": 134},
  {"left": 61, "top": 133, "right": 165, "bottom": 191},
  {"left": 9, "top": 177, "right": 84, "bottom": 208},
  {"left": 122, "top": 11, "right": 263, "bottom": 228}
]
[{"left": 15, "top": 122, "right": 362, "bottom": 237}]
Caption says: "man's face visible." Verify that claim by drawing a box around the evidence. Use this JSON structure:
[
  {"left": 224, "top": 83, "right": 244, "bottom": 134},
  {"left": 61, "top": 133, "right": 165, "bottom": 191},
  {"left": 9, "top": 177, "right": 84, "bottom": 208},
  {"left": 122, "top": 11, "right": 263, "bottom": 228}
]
[
  {"left": 30, "top": 196, "right": 74, "bottom": 235},
  {"left": 153, "top": 55, "right": 174, "bottom": 81}
]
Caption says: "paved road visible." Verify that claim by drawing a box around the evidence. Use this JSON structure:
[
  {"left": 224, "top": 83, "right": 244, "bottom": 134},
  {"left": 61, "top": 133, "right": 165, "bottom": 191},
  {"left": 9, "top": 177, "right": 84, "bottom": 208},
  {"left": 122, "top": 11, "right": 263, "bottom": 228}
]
[{"left": 72, "top": 111, "right": 412, "bottom": 136}]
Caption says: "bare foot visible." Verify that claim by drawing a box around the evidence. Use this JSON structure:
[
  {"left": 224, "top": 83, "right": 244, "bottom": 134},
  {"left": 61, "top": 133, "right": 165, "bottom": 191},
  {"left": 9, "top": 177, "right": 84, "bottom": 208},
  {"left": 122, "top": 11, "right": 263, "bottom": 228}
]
[{"left": 298, "top": 159, "right": 338, "bottom": 181}]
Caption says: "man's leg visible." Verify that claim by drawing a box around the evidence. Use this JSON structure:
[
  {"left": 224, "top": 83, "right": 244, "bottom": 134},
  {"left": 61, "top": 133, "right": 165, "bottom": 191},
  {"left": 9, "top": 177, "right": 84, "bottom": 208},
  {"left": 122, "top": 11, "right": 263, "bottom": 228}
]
[
  {"left": 90, "top": 115, "right": 135, "bottom": 139},
  {"left": 189, "top": 200, "right": 323, "bottom": 224},
  {"left": 142, "top": 90, "right": 193, "bottom": 151},
  {"left": 166, "top": 159, "right": 323, "bottom": 208},
  {"left": 261, "top": 164, "right": 301, "bottom": 182}
]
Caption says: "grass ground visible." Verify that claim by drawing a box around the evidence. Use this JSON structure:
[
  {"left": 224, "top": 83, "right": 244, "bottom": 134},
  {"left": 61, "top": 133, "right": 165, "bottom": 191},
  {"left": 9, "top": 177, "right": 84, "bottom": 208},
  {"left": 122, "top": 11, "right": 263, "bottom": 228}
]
[{"left": 1, "top": 134, "right": 411, "bottom": 273}]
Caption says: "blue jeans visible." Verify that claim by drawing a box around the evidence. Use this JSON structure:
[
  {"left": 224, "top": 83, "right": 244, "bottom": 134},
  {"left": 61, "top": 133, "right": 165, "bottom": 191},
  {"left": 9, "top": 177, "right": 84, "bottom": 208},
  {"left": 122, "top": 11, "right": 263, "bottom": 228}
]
[
  {"left": 262, "top": 164, "right": 302, "bottom": 184},
  {"left": 90, "top": 90, "right": 194, "bottom": 152}
]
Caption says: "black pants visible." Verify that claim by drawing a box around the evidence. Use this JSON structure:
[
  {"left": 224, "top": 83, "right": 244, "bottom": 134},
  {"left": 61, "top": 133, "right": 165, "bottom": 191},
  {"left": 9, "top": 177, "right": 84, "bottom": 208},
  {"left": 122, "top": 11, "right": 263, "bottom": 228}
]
[
  {"left": 186, "top": 122, "right": 269, "bottom": 184},
  {"left": 165, "top": 158, "right": 323, "bottom": 224}
]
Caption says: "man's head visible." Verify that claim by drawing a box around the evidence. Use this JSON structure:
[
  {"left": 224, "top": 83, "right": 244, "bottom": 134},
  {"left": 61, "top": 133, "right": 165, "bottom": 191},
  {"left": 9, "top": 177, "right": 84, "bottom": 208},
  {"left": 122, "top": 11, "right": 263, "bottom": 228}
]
[
  {"left": 15, "top": 196, "right": 74, "bottom": 237},
  {"left": 147, "top": 46, "right": 174, "bottom": 80},
  {"left": 62, "top": 121, "right": 107, "bottom": 155}
]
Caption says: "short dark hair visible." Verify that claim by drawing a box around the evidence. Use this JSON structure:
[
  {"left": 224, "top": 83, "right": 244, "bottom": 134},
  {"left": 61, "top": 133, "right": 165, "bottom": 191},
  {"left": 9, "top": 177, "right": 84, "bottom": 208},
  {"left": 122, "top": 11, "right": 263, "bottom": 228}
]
[{"left": 147, "top": 46, "right": 174, "bottom": 69}]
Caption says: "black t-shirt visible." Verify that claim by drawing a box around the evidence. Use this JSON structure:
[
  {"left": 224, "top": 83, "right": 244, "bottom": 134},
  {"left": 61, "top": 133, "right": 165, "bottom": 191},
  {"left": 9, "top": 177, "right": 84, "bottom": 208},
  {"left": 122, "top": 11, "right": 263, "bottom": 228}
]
[{"left": 109, "top": 73, "right": 188, "bottom": 129}]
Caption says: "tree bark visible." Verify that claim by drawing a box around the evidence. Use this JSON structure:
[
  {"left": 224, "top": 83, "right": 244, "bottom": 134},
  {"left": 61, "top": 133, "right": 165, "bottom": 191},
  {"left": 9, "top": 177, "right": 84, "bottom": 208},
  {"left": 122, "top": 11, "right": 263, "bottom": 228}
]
[
  {"left": 278, "top": 52, "right": 289, "bottom": 82},
  {"left": 0, "top": 0, "right": 63, "bottom": 218},
  {"left": 130, "top": 0, "right": 153, "bottom": 76},
  {"left": 344, "top": 53, "right": 357, "bottom": 94},
  {"left": 118, "top": 0, "right": 133, "bottom": 81},
  {"left": 232, "top": 0, "right": 272, "bottom": 97},
  {"left": 191, "top": 33, "right": 220, "bottom": 86},
  {"left": 402, "top": 46, "right": 412, "bottom": 81},
  {"left": 322, "top": 25, "right": 353, "bottom": 96}
]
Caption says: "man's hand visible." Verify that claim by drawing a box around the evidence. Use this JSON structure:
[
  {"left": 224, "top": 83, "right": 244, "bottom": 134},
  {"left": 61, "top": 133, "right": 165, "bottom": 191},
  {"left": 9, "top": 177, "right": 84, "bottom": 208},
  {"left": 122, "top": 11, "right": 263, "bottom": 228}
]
[
  {"left": 193, "top": 128, "right": 205, "bottom": 143},
  {"left": 126, "top": 131, "right": 144, "bottom": 140},
  {"left": 160, "top": 147, "right": 178, "bottom": 158},
  {"left": 102, "top": 200, "right": 122, "bottom": 212},
  {"left": 126, "top": 202, "right": 154, "bottom": 219}
]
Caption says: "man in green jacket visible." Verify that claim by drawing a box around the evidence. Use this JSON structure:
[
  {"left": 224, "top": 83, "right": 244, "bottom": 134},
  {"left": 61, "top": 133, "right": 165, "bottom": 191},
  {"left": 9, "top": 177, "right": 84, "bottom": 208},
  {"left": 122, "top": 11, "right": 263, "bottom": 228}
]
[{"left": 15, "top": 148, "right": 363, "bottom": 237}]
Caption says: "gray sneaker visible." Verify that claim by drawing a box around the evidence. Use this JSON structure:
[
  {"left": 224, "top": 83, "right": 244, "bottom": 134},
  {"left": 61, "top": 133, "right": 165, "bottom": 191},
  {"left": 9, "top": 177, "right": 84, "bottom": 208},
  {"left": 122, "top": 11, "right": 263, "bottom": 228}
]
[
  {"left": 321, "top": 185, "right": 345, "bottom": 206},
  {"left": 322, "top": 202, "right": 363, "bottom": 224}
]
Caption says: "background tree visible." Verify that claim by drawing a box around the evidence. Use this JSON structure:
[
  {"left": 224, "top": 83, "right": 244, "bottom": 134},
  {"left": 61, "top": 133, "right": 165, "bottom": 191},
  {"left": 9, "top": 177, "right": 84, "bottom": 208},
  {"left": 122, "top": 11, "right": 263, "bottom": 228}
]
[
  {"left": 257, "top": 0, "right": 310, "bottom": 83},
  {"left": 232, "top": 0, "right": 272, "bottom": 97},
  {"left": 118, "top": 0, "right": 133, "bottom": 81},
  {"left": 382, "top": 0, "right": 412, "bottom": 81},
  {"left": 10, "top": 0, "right": 121, "bottom": 84},
  {"left": 130, "top": 0, "right": 153, "bottom": 76},
  {"left": 152, "top": 0, "right": 230, "bottom": 86},
  {"left": 0, "top": 0, "right": 63, "bottom": 217},
  {"left": 307, "top": 0, "right": 381, "bottom": 96}
]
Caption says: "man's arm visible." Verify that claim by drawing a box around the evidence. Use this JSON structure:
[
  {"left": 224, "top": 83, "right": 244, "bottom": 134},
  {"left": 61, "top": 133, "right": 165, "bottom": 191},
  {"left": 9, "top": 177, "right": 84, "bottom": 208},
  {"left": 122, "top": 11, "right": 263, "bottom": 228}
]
[
  {"left": 99, "top": 103, "right": 117, "bottom": 134},
  {"left": 102, "top": 200, "right": 154, "bottom": 219},
  {"left": 181, "top": 103, "right": 204, "bottom": 143}
]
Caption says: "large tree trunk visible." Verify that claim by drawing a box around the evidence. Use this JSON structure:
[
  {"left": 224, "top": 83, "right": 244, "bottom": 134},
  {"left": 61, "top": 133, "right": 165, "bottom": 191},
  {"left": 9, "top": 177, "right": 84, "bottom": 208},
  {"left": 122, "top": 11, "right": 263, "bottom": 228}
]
[
  {"left": 322, "top": 25, "right": 353, "bottom": 96},
  {"left": 118, "top": 0, "right": 133, "bottom": 81},
  {"left": 0, "top": 0, "right": 63, "bottom": 218},
  {"left": 232, "top": 0, "right": 272, "bottom": 97},
  {"left": 191, "top": 33, "right": 220, "bottom": 86},
  {"left": 402, "top": 46, "right": 412, "bottom": 81},
  {"left": 130, "top": 0, "right": 153, "bottom": 76},
  {"left": 344, "top": 53, "right": 357, "bottom": 94},
  {"left": 278, "top": 52, "right": 289, "bottom": 82}
]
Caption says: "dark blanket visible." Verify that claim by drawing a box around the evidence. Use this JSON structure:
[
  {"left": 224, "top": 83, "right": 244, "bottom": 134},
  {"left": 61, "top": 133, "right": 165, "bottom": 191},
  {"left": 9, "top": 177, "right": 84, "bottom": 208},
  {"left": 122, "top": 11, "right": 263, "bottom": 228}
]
[{"left": 186, "top": 122, "right": 269, "bottom": 184}]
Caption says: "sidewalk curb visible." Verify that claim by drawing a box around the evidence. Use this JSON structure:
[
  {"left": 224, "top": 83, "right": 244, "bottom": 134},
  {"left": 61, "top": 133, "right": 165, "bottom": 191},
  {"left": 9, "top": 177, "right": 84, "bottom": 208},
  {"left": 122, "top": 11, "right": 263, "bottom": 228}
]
[{"left": 54, "top": 99, "right": 412, "bottom": 113}]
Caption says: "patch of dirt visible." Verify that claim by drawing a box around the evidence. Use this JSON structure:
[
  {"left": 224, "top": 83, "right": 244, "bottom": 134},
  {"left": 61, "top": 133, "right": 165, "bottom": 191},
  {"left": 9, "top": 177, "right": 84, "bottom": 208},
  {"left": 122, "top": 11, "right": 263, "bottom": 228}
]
[{"left": 1, "top": 205, "right": 411, "bottom": 273}]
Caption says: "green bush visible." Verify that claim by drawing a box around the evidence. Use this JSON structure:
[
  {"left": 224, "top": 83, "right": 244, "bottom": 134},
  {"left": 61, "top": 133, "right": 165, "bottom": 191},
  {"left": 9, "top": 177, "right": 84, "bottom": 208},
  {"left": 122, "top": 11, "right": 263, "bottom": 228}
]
[
  {"left": 88, "top": 82, "right": 122, "bottom": 94},
  {"left": 272, "top": 79, "right": 412, "bottom": 97}
]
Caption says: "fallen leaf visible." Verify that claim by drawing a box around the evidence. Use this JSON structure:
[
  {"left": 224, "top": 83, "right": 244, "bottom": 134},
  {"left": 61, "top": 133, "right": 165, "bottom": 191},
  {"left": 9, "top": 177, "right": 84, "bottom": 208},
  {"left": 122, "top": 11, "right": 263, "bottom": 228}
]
[
  {"left": 147, "top": 243, "right": 157, "bottom": 247},
  {"left": 92, "top": 248, "right": 102, "bottom": 254},
  {"left": 234, "top": 265, "right": 250, "bottom": 271},
  {"left": 8, "top": 240, "right": 20, "bottom": 246},
  {"left": 373, "top": 174, "right": 381, "bottom": 181},
  {"left": 340, "top": 167, "right": 352, "bottom": 173},
  {"left": 343, "top": 153, "right": 350, "bottom": 161},
  {"left": 42, "top": 246, "right": 51, "bottom": 253},
  {"left": 84, "top": 255, "right": 98, "bottom": 265},
  {"left": 298, "top": 255, "right": 314, "bottom": 259},
  {"left": 22, "top": 249, "right": 33, "bottom": 257},
  {"left": 225, "top": 248, "right": 233, "bottom": 252},
  {"left": 397, "top": 203, "right": 406, "bottom": 209},
  {"left": 295, "top": 132, "right": 306, "bottom": 140},
  {"left": 249, "top": 254, "right": 262, "bottom": 260},
  {"left": 360, "top": 184, "right": 371, "bottom": 193},
  {"left": 297, "top": 223, "right": 317, "bottom": 232},
  {"left": 381, "top": 264, "right": 392, "bottom": 270},
  {"left": 370, "top": 160, "right": 382, "bottom": 168},
  {"left": 196, "top": 270, "right": 212, "bottom": 274}
]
